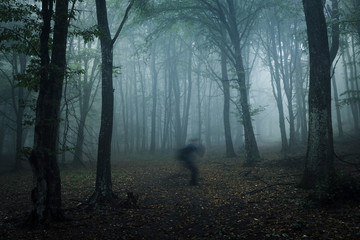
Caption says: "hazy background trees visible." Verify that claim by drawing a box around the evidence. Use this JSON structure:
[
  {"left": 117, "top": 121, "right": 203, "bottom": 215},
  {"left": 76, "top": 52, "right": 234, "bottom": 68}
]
[{"left": 0, "top": 0, "right": 359, "bottom": 192}]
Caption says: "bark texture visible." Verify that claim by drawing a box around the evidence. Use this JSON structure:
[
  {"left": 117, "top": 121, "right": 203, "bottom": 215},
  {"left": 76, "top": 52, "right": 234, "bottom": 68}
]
[
  {"left": 27, "top": 0, "right": 69, "bottom": 227},
  {"left": 300, "top": 0, "right": 335, "bottom": 189}
]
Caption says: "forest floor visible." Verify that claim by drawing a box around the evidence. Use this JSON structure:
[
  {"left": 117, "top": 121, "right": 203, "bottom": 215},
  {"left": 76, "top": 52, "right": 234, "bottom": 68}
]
[{"left": 0, "top": 140, "right": 360, "bottom": 239}]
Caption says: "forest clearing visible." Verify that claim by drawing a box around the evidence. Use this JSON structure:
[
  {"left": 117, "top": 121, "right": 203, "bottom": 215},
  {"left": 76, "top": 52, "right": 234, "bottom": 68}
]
[
  {"left": 2, "top": 0, "right": 360, "bottom": 238},
  {"left": 1, "top": 140, "right": 359, "bottom": 239}
]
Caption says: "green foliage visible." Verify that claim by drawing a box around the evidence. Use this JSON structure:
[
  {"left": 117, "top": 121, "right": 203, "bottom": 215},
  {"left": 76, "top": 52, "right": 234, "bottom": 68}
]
[
  {"left": 0, "top": 0, "right": 41, "bottom": 55},
  {"left": 308, "top": 174, "right": 360, "bottom": 205},
  {"left": 72, "top": 25, "right": 102, "bottom": 44},
  {"left": 15, "top": 58, "right": 40, "bottom": 91}
]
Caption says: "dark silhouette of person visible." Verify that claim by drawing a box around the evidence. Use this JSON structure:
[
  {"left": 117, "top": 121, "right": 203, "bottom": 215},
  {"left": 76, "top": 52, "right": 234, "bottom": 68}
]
[{"left": 178, "top": 139, "right": 205, "bottom": 185}]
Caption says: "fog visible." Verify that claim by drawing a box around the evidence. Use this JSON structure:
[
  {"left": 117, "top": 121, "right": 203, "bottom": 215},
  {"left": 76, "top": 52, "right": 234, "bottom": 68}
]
[
  {"left": 2, "top": 0, "right": 360, "bottom": 238},
  {"left": 0, "top": 0, "right": 359, "bottom": 169}
]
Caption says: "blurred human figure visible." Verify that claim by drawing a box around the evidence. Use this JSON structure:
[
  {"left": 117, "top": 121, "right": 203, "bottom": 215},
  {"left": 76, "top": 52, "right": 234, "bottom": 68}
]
[{"left": 177, "top": 139, "right": 205, "bottom": 185}]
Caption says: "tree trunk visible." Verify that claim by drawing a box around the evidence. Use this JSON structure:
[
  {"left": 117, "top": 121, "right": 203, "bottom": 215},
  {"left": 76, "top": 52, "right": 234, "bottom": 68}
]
[
  {"left": 300, "top": 0, "right": 335, "bottom": 189},
  {"left": 328, "top": 0, "right": 341, "bottom": 137},
  {"left": 73, "top": 54, "right": 100, "bottom": 167},
  {"left": 162, "top": 47, "right": 172, "bottom": 149},
  {"left": 170, "top": 40, "right": 183, "bottom": 148},
  {"left": 89, "top": 0, "right": 116, "bottom": 204},
  {"left": 150, "top": 43, "right": 158, "bottom": 152},
  {"left": 205, "top": 81, "right": 212, "bottom": 147},
  {"left": 182, "top": 49, "right": 192, "bottom": 143},
  {"left": 221, "top": 49, "right": 236, "bottom": 157},
  {"left": 90, "top": 0, "right": 134, "bottom": 203},
  {"left": 226, "top": 1, "right": 260, "bottom": 165},
  {"left": 14, "top": 53, "right": 27, "bottom": 171},
  {"left": 266, "top": 17, "right": 288, "bottom": 152},
  {"left": 27, "top": 0, "right": 69, "bottom": 227},
  {"left": 137, "top": 60, "right": 147, "bottom": 151},
  {"left": 132, "top": 64, "right": 140, "bottom": 152},
  {"left": 332, "top": 75, "right": 343, "bottom": 137},
  {"left": 343, "top": 39, "right": 359, "bottom": 130}
]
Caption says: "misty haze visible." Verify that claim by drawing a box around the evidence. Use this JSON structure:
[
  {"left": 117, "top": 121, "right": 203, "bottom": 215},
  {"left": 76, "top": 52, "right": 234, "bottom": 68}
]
[{"left": 0, "top": 0, "right": 359, "bottom": 239}]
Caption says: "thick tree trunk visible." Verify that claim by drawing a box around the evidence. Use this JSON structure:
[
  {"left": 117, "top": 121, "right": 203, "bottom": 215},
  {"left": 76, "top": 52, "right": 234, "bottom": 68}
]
[
  {"left": 27, "top": 0, "right": 69, "bottom": 227},
  {"left": 300, "top": 0, "right": 335, "bottom": 189},
  {"left": 221, "top": 49, "right": 236, "bottom": 157}
]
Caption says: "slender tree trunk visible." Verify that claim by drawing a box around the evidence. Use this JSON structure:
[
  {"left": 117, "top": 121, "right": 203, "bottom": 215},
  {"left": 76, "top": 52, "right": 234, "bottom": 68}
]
[
  {"left": 170, "top": 41, "right": 183, "bottom": 148},
  {"left": 0, "top": 114, "right": 4, "bottom": 156},
  {"left": 150, "top": 43, "right": 158, "bottom": 152},
  {"left": 14, "top": 53, "right": 26, "bottom": 171},
  {"left": 300, "top": 0, "right": 335, "bottom": 189},
  {"left": 343, "top": 39, "right": 360, "bottom": 130},
  {"left": 196, "top": 62, "right": 202, "bottom": 141},
  {"left": 266, "top": 18, "right": 288, "bottom": 152},
  {"left": 89, "top": 0, "right": 116, "bottom": 204},
  {"left": 133, "top": 64, "right": 140, "bottom": 152},
  {"left": 73, "top": 54, "right": 100, "bottom": 166},
  {"left": 27, "top": 0, "right": 69, "bottom": 226},
  {"left": 295, "top": 49, "right": 308, "bottom": 144},
  {"left": 137, "top": 61, "right": 147, "bottom": 151},
  {"left": 89, "top": 0, "right": 134, "bottom": 204},
  {"left": 221, "top": 49, "right": 236, "bottom": 157},
  {"left": 351, "top": 35, "right": 360, "bottom": 121},
  {"left": 162, "top": 51, "right": 172, "bottom": 149},
  {"left": 205, "top": 81, "right": 213, "bottom": 147},
  {"left": 182, "top": 50, "right": 192, "bottom": 143},
  {"left": 332, "top": 75, "right": 343, "bottom": 137},
  {"left": 278, "top": 24, "right": 296, "bottom": 151}
]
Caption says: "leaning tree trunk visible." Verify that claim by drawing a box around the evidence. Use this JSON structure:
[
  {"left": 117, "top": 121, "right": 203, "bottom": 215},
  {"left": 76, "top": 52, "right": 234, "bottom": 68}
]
[
  {"left": 300, "top": 0, "right": 335, "bottom": 189},
  {"left": 226, "top": 2, "right": 260, "bottom": 165},
  {"left": 27, "top": 0, "right": 69, "bottom": 227}
]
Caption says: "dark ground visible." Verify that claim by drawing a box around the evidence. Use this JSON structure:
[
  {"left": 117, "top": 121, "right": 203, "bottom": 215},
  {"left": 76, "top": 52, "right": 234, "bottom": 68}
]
[{"left": 0, "top": 140, "right": 359, "bottom": 239}]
